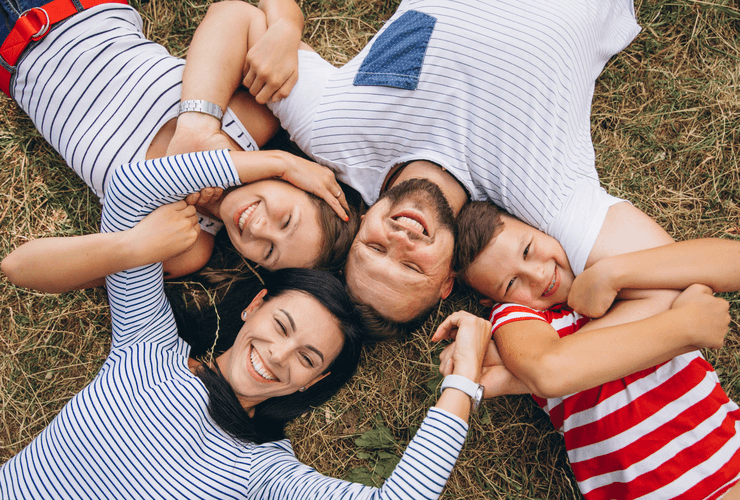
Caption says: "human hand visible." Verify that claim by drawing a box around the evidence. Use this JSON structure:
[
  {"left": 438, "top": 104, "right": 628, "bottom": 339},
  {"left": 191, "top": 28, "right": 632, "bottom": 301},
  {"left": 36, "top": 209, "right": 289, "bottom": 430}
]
[
  {"left": 243, "top": 20, "right": 299, "bottom": 104},
  {"left": 568, "top": 259, "right": 619, "bottom": 318},
  {"left": 166, "top": 112, "right": 235, "bottom": 157},
  {"left": 184, "top": 187, "right": 225, "bottom": 220},
  {"left": 671, "top": 283, "right": 730, "bottom": 350},
  {"left": 124, "top": 201, "right": 201, "bottom": 265},
  {"left": 432, "top": 311, "right": 493, "bottom": 382},
  {"left": 277, "top": 151, "right": 349, "bottom": 221},
  {"left": 439, "top": 340, "right": 529, "bottom": 397}
]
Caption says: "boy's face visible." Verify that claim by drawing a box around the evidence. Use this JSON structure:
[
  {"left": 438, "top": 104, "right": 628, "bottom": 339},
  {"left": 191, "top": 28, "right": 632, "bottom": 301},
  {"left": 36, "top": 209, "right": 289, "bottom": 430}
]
[{"left": 464, "top": 216, "right": 574, "bottom": 311}]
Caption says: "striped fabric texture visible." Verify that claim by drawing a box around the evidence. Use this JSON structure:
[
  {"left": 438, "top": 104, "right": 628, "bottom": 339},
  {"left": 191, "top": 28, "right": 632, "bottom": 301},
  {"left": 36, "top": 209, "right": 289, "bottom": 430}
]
[
  {"left": 490, "top": 303, "right": 740, "bottom": 499},
  {"left": 0, "top": 150, "right": 469, "bottom": 499},
  {"left": 11, "top": 4, "right": 256, "bottom": 202}
]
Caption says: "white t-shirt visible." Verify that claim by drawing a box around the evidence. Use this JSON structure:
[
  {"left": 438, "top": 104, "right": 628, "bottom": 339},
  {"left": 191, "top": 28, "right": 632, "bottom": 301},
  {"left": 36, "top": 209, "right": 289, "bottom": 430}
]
[{"left": 270, "top": 0, "right": 640, "bottom": 274}]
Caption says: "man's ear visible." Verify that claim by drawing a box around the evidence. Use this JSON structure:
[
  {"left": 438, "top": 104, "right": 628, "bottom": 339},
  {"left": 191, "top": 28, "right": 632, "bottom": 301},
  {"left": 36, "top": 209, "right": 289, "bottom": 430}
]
[
  {"left": 242, "top": 289, "right": 268, "bottom": 320},
  {"left": 440, "top": 273, "right": 455, "bottom": 300},
  {"left": 479, "top": 297, "right": 495, "bottom": 308}
]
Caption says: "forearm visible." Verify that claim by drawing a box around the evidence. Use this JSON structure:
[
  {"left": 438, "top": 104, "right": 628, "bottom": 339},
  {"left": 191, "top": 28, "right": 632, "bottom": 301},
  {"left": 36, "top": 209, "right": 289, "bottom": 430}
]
[
  {"left": 181, "top": 2, "right": 265, "bottom": 109},
  {"left": 602, "top": 239, "right": 740, "bottom": 293},
  {"left": 496, "top": 308, "right": 702, "bottom": 398},
  {"left": 258, "top": 0, "right": 303, "bottom": 36},
  {"left": 2, "top": 232, "right": 143, "bottom": 293}
]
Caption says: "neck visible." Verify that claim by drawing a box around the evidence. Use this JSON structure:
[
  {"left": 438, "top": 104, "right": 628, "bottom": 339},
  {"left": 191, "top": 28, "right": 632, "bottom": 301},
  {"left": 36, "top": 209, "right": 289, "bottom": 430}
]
[{"left": 384, "top": 161, "right": 469, "bottom": 215}]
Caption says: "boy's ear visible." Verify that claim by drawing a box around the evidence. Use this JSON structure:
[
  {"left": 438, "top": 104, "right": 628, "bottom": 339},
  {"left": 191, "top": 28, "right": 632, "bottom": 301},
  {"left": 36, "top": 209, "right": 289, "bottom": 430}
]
[{"left": 479, "top": 297, "right": 495, "bottom": 308}]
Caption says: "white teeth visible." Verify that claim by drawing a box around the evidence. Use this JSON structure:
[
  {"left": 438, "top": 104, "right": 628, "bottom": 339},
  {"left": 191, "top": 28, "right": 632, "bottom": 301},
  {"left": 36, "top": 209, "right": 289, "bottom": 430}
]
[
  {"left": 544, "top": 270, "right": 556, "bottom": 295},
  {"left": 250, "top": 349, "right": 276, "bottom": 381},
  {"left": 395, "top": 216, "right": 425, "bottom": 234},
  {"left": 238, "top": 203, "right": 258, "bottom": 232}
]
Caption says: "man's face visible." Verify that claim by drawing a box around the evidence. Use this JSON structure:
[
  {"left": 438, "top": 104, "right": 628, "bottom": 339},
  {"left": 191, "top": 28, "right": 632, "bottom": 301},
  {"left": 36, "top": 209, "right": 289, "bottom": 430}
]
[{"left": 345, "top": 179, "right": 456, "bottom": 323}]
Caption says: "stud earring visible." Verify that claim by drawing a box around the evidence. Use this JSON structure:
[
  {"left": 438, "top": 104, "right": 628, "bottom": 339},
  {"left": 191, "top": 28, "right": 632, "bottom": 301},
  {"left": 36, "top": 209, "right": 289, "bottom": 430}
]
[
  {"left": 299, "top": 387, "right": 306, "bottom": 392},
  {"left": 241, "top": 311, "right": 248, "bottom": 320}
]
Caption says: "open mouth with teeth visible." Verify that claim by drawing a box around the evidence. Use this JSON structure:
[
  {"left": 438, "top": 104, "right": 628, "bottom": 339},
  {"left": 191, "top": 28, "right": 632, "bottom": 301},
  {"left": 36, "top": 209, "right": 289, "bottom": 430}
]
[
  {"left": 235, "top": 201, "right": 260, "bottom": 234},
  {"left": 542, "top": 266, "right": 560, "bottom": 298},
  {"left": 248, "top": 345, "right": 278, "bottom": 382},
  {"left": 391, "top": 212, "right": 428, "bottom": 236}
]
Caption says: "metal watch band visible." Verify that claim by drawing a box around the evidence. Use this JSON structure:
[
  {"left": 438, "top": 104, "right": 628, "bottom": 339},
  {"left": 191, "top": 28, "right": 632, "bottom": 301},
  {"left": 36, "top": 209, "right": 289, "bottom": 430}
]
[
  {"left": 178, "top": 100, "right": 224, "bottom": 121},
  {"left": 440, "top": 374, "right": 484, "bottom": 412}
]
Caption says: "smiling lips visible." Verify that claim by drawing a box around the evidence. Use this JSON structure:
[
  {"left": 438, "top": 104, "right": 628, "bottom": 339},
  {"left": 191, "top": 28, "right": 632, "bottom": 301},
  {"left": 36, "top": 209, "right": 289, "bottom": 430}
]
[
  {"left": 248, "top": 345, "right": 278, "bottom": 383},
  {"left": 235, "top": 202, "right": 259, "bottom": 234},
  {"left": 542, "top": 266, "right": 560, "bottom": 298},
  {"left": 392, "top": 212, "right": 428, "bottom": 236}
]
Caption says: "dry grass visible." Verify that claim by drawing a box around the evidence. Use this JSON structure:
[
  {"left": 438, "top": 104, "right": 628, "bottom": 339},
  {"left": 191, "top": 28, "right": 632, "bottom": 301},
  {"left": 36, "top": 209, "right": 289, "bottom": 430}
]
[{"left": 1, "top": 0, "right": 739, "bottom": 498}]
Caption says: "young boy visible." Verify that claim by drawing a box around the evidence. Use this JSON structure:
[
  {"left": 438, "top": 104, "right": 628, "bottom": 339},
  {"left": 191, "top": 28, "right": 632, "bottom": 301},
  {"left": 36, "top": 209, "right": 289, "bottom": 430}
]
[{"left": 445, "top": 201, "right": 740, "bottom": 500}]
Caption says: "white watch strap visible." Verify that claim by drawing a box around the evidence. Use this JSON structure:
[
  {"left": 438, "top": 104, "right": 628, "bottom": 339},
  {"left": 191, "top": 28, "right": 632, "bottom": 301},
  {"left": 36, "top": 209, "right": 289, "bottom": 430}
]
[
  {"left": 178, "top": 100, "right": 224, "bottom": 121},
  {"left": 197, "top": 213, "right": 224, "bottom": 236},
  {"left": 440, "top": 374, "right": 484, "bottom": 412}
]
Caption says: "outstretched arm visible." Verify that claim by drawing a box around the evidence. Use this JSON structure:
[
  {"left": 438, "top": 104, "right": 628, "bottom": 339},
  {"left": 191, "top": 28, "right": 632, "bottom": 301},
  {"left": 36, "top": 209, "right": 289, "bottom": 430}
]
[
  {"left": 570, "top": 238, "right": 740, "bottom": 318},
  {"left": 2, "top": 202, "right": 200, "bottom": 293},
  {"left": 493, "top": 284, "right": 731, "bottom": 398}
]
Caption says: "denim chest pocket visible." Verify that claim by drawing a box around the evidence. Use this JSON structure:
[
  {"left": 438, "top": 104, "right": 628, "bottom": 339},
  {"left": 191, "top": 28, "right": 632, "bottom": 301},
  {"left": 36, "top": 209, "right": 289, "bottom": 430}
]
[{"left": 353, "top": 10, "right": 437, "bottom": 91}]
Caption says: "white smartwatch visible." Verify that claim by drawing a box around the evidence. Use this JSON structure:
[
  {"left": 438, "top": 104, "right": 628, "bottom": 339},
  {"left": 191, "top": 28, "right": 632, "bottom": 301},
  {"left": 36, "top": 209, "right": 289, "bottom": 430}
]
[
  {"left": 178, "top": 100, "right": 224, "bottom": 121},
  {"left": 440, "top": 374, "right": 485, "bottom": 413}
]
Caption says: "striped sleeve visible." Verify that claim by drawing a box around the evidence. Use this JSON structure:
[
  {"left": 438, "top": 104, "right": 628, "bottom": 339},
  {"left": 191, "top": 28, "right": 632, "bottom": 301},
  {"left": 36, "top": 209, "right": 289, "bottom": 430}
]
[
  {"left": 248, "top": 407, "right": 468, "bottom": 499},
  {"left": 489, "top": 303, "right": 548, "bottom": 335},
  {"left": 100, "top": 150, "right": 240, "bottom": 349}
]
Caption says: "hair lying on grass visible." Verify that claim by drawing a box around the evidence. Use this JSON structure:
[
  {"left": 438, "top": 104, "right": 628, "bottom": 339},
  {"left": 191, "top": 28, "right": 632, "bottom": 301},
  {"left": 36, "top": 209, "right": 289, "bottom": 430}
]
[
  {"left": 453, "top": 201, "right": 506, "bottom": 285},
  {"left": 169, "top": 268, "right": 364, "bottom": 444}
]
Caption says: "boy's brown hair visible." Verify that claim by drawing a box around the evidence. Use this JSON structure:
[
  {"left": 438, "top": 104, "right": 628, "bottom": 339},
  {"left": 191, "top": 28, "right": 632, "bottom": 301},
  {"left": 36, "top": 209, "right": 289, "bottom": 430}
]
[{"left": 453, "top": 201, "right": 506, "bottom": 282}]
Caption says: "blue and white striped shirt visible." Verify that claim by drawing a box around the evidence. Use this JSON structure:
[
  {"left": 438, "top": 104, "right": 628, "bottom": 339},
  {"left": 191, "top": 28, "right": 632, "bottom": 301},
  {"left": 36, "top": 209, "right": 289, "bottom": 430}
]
[{"left": 0, "top": 150, "right": 469, "bottom": 499}]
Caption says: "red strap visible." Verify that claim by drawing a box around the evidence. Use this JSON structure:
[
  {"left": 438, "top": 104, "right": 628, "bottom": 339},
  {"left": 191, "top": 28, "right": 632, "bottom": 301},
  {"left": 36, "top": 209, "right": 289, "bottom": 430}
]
[{"left": 0, "top": 0, "right": 128, "bottom": 95}]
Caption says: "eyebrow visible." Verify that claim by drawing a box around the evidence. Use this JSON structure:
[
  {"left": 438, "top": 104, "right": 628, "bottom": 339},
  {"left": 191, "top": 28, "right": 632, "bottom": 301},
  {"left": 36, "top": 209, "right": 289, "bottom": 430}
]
[
  {"left": 278, "top": 309, "right": 296, "bottom": 331},
  {"left": 280, "top": 308, "right": 325, "bottom": 362},
  {"left": 274, "top": 211, "right": 300, "bottom": 267}
]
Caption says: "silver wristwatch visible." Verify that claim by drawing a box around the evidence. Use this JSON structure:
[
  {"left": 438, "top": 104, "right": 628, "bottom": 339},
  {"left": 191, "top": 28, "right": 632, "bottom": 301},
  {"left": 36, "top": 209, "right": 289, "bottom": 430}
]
[
  {"left": 440, "top": 374, "right": 485, "bottom": 412},
  {"left": 178, "top": 100, "right": 224, "bottom": 121}
]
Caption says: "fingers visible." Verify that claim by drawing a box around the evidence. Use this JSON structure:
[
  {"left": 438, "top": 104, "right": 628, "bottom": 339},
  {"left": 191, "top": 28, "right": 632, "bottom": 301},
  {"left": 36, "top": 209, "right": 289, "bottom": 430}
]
[
  {"left": 432, "top": 311, "right": 474, "bottom": 341},
  {"left": 327, "top": 188, "right": 349, "bottom": 222},
  {"left": 272, "top": 72, "right": 298, "bottom": 102},
  {"left": 184, "top": 193, "right": 200, "bottom": 206}
]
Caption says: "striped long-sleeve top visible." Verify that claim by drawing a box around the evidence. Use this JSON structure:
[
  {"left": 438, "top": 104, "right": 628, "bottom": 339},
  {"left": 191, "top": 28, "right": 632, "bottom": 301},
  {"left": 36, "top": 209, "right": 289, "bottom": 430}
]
[
  {"left": 0, "top": 150, "right": 468, "bottom": 499},
  {"left": 11, "top": 3, "right": 257, "bottom": 203},
  {"left": 490, "top": 303, "right": 740, "bottom": 500}
]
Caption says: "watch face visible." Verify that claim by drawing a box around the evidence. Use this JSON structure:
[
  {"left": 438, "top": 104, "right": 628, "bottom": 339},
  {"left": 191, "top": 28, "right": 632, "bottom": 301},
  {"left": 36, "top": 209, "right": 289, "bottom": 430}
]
[{"left": 472, "top": 385, "right": 485, "bottom": 412}]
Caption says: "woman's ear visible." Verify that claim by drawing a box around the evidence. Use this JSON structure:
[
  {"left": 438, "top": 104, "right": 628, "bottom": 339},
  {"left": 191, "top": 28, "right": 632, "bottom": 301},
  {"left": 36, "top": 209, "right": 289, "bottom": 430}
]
[
  {"left": 242, "top": 289, "right": 268, "bottom": 320},
  {"left": 303, "top": 371, "right": 331, "bottom": 391}
]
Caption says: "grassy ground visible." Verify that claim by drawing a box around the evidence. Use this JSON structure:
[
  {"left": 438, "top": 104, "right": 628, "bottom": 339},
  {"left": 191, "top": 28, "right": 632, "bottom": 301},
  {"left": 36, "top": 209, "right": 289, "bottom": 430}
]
[{"left": 1, "top": 0, "right": 739, "bottom": 498}]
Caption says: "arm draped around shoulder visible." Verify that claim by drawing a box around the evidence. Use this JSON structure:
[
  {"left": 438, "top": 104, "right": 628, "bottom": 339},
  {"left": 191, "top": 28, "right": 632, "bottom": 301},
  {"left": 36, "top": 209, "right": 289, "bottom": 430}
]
[{"left": 101, "top": 150, "right": 241, "bottom": 351}]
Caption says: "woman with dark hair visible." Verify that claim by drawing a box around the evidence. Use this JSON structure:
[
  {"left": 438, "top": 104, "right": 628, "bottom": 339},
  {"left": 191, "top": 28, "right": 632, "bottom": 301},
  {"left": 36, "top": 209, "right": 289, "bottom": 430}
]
[
  {"left": 0, "top": 0, "right": 357, "bottom": 281},
  {"left": 0, "top": 150, "right": 492, "bottom": 498}
]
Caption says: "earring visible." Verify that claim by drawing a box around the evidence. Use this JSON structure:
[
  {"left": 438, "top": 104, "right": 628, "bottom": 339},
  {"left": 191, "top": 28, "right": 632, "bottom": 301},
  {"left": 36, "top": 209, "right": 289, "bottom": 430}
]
[
  {"left": 299, "top": 387, "right": 306, "bottom": 392},
  {"left": 241, "top": 310, "right": 248, "bottom": 320}
]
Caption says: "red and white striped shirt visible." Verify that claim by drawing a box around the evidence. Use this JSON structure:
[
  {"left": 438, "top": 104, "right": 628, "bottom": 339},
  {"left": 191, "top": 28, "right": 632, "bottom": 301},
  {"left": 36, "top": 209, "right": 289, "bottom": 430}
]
[{"left": 490, "top": 303, "right": 740, "bottom": 500}]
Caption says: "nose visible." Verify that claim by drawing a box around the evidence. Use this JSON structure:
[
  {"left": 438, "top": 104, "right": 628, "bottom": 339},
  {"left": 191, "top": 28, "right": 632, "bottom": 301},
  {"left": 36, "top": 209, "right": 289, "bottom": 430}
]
[
  {"left": 269, "top": 340, "right": 292, "bottom": 365},
  {"left": 249, "top": 214, "right": 272, "bottom": 239},
  {"left": 387, "top": 227, "right": 416, "bottom": 250},
  {"left": 522, "top": 260, "right": 547, "bottom": 286}
]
